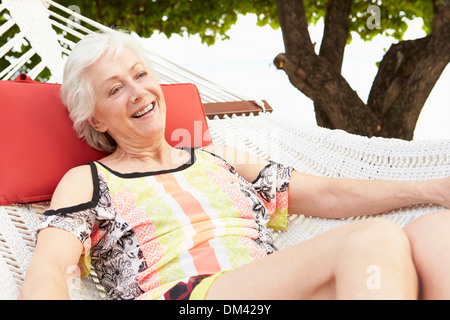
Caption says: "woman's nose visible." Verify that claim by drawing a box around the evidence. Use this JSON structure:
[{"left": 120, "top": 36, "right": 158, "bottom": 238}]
[{"left": 129, "top": 83, "right": 147, "bottom": 103}]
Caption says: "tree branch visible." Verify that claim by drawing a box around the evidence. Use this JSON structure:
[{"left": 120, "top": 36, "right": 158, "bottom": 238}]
[
  {"left": 319, "top": 0, "right": 353, "bottom": 73},
  {"left": 367, "top": 37, "right": 431, "bottom": 118},
  {"left": 432, "top": 0, "right": 450, "bottom": 57},
  {"left": 381, "top": 1, "right": 450, "bottom": 139},
  {"left": 382, "top": 49, "right": 448, "bottom": 139},
  {"left": 315, "top": 0, "right": 353, "bottom": 128},
  {"left": 276, "top": 0, "right": 315, "bottom": 65}
]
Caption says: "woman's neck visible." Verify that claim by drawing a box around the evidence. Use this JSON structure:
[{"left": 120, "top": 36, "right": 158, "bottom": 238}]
[{"left": 100, "top": 141, "right": 191, "bottom": 174}]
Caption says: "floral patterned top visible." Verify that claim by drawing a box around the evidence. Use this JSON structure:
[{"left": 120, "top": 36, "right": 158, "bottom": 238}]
[{"left": 39, "top": 148, "right": 293, "bottom": 300}]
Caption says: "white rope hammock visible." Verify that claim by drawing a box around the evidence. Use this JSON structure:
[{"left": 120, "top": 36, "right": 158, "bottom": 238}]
[{"left": 1, "top": 0, "right": 449, "bottom": 300}]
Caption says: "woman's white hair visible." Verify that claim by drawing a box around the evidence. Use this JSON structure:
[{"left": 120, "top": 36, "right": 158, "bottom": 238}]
[{"left": 61, "top": 31, "right": 154, "bottom": 153}]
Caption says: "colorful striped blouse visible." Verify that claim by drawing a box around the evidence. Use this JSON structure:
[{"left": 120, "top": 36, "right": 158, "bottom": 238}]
[{"left": 39, "top": 148, "right": 293, "bottom": 299}]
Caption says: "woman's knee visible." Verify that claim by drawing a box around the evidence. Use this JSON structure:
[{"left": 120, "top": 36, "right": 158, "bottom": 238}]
[
  {"left": 332, "top": 218, "right": 417, "bottom": 299},
  {"left": 404, "top": 211, "right": 450, "bottom": 241},
  {"left": 346, "top": 218, "right": 409, "bottom": 245},
  {"left": 340, "top": 218, "right": 411, "bottom": 256},
  {"left": 404, "top": 211, "right": 450, "bottom": 256},
  {"left": 403, "top": 211, "right": 450, "bottom": 299}
]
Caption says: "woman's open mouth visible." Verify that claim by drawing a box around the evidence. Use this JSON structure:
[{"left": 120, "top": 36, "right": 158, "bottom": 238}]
[{"left": 132, "top": 101, "right": 155, "bottom": 118}]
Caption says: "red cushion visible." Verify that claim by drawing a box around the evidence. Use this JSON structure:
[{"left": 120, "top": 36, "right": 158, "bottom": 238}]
[
  {"left": 163, "top": 83, "right": 211, "bottom": 148},
  {"left": 0, "top": 74, "right": 211, "bottom": 205}
]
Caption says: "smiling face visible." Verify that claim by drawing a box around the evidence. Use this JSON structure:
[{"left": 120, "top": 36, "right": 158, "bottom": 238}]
[{"left": 86, "top": 47, "right": 166, "bottom": 151}]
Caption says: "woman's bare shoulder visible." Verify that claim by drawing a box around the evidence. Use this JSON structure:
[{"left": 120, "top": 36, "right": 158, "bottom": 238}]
[{"left": 49, "top": 165, "right": 94, "bottom": 210}]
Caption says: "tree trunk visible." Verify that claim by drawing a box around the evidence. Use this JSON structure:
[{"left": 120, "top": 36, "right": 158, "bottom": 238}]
[
  {"left": 275, "top": 0, "right": 378, "bottom": 137},
  {"left": 274, "top": 0, "right": 450, "bottom": 140}
]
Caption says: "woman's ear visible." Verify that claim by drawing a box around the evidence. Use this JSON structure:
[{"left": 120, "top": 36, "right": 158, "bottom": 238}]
[{"left": 86, "top": 116, "right": 107, "bottom": 133}]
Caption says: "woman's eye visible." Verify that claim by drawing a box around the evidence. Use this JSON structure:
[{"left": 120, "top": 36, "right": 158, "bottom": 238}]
[
  {"left": 137, "top": 71, "right": 147, "bottom": 78},
  {"left": 110, "top": 87, "right": 121, "bottom": 96}
]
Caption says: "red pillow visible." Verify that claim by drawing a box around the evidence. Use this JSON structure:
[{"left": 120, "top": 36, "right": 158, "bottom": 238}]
[
  {"left": 163, "top": 83, "right": 211, "bottom": 148},
  {"left": 0, "top": 74, "right": 211, "bottom": 205}
]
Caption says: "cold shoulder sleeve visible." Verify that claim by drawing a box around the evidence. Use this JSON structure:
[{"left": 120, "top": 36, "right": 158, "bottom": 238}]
[{"left": 37, "top": 168, "right": 116, "bottom": 277}]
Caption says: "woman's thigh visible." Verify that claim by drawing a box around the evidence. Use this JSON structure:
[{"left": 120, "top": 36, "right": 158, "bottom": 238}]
[{"left": 206, "top": 218, "right": 415, "bottom": 300}]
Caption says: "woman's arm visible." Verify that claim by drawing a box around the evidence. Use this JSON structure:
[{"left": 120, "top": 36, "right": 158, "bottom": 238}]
[
  {"left": 288, "top": 172, "right": 450, "bottom": 219},
  {"left": 19, "top": 165, "right": 93, "bottom": 299},
  {"left": 19, "top": 228, "right": 83, "bottom": 299},
  {"left": 204, "top": 145, "right": 450, "bottom": 219}
]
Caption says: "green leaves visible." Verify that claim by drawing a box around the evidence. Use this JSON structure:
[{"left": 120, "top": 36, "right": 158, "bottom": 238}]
[
  {"left": 1, "top": 0, "right": 436, "bottom": 81},
  {"left": 348, "top": 0, "right": 433, "bottom": 42},
  {"left": 53, "top": 0, "right": 434, "bottom": 44}
]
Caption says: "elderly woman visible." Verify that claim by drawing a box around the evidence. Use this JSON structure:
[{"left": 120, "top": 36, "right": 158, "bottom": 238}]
[{"left": 20, "top": 31, "right": 450, "bottom": 300}]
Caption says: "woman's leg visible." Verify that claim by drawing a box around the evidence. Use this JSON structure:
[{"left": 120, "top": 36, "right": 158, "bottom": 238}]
[
  {"left": 206, "top": 218, "right": 418, "bottom": 300},
  {"left": 404, "top": 210, "right": 450, "bottom": 299}
]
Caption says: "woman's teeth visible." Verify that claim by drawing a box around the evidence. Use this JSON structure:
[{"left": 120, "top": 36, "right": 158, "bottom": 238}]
[{"left": 132, "top": 102, "right": 155, "bottom": 118}]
